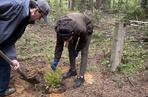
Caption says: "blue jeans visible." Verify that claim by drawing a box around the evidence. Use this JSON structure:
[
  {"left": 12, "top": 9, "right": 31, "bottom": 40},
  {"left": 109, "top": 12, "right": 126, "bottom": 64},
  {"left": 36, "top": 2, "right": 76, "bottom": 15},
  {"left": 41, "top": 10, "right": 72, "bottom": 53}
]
[{"left": 0, "top": 58, "right": 11, "bottom": 93}]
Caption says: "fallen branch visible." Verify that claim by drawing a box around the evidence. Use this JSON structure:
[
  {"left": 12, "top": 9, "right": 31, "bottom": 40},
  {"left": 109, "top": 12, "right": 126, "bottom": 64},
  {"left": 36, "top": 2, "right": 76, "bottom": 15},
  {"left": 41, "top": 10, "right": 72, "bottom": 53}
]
[
  {"left": 129, "top": 20, "right": 148, "bottom": 24},
  {"left": 127, "top": 76, "right": 135, "bottom": 87}
]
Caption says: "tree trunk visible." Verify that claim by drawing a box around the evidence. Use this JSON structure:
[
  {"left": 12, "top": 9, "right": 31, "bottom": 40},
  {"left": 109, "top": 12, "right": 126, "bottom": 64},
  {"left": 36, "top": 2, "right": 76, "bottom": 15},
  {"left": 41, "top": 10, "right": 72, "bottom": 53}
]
[
  {"left": 69, "top": 0, "right": 75, "bottom": 10},
  {"left": 85, "top": 0, "right": 93, "bottom": 12},
  {"left": 59, "top": 0, "right": 62, "bottom": 7},
  {"left": 141, "top": 0, "right": 147, "bottom": 9},
  {"left": 95, "top": 0, "right": 103, "bottom": 10},
  {"left": 89, "top": 0, "right": 93, "bottom": 12},
  {"left": 102, "top": 0, "right": 111, "bottom": 11},
  {"left": 80, "top": 0, "right": 85, "bottom": 12},
  {"left": 111, "top": 22, "right": 126, "bottom": 72}
]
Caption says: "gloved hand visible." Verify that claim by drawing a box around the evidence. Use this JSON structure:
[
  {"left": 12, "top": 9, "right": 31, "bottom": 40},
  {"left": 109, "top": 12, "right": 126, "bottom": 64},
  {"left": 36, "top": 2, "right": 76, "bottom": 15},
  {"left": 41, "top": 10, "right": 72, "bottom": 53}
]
[
  {"left": 72, "top": 50, "right": 79, "bottom": 57},
  {"left": 51, "top": 60, "right": 59, "bottom": 71}
]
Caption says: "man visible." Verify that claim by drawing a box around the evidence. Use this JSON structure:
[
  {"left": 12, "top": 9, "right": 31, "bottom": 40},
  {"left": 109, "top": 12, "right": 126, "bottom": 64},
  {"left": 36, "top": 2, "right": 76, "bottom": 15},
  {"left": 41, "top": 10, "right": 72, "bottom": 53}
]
[
  {"left": 51, "top": 12, "right": 94, "bottom": 87},
  {"left": 0, "top": 0, "right": 50, "bottom": 96}
]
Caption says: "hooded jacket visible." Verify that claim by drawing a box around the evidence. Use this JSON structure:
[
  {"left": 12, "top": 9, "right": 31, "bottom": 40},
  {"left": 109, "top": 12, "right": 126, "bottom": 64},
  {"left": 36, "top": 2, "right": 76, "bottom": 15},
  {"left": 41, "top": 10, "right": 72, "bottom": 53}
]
[{"left": 0, "top": 0, "right": 30, "bottom": 59}]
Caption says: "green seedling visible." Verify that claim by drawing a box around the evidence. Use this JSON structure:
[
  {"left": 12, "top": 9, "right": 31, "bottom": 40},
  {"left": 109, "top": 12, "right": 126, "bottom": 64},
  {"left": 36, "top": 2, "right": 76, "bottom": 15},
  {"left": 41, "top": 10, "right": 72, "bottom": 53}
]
[{"left": 44, "top": 68, "right": 62, "bottom": 88}]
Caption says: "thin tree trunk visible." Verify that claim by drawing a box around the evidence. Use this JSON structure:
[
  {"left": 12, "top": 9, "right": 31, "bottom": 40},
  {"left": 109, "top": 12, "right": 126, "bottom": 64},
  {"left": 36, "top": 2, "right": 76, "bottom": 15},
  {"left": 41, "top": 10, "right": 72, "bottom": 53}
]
[
  {"left": 59, "top": 0, "right": 62, "bottom": 7},
  {"left": 69, "top": 0, "right": 75, "bottom": 10},
  {"left": 95, "top": 0, "right": 103, "bottom": 10},
  {"left": 85, "top": 0, "right": 93, "bottom": 12},
  {"left": 89, "top": 0, "right": 93, "bottom": 12},
  {"left": 141, "top": 0, "right": 147, "bottom": 9},
  {"left": 102, "top": 0, "right": 111, "bottom": 11},
  {"left": 80, "top": 0, "right": 85, "bottom": 12}
]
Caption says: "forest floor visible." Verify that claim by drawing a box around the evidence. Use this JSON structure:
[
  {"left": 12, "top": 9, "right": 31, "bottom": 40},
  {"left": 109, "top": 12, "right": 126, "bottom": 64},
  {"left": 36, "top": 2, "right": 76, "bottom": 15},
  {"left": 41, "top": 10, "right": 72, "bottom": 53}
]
[{"left": 8, "top": 14, "right": 148, "bottom": 97}]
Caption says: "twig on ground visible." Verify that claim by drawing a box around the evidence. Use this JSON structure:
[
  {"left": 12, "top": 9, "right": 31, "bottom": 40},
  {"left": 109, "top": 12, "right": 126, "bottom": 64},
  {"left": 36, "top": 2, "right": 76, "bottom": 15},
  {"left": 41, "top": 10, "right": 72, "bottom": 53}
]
[{"left": 127, "top": 76, "right": 135, "bottom": 87}]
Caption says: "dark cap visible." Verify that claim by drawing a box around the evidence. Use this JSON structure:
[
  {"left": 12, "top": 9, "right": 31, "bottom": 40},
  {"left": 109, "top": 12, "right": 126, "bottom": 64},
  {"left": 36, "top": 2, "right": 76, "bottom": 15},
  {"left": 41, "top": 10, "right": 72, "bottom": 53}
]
[{"left": 36, "top": 0, "right": 50, "bottom": 23}]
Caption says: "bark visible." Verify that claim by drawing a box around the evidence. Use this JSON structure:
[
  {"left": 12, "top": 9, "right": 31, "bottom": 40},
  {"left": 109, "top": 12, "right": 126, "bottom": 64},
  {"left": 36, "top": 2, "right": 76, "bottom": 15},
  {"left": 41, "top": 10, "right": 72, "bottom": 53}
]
[
  {"left": 95, "top": 0, "right": 103, "bottom": 9},
  {"left": 69, "top": 0, "right": 75, "bottom": 10},
  {"left": 141, "top": 0, "right": 147, "bottom": 9}
]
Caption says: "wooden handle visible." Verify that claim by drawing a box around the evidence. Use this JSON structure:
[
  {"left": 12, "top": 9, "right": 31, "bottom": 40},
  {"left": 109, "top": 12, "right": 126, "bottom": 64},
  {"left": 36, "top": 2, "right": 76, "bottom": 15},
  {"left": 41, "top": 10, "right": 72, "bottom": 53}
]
[
  {"left": 0, "top": 50, "right": 26, "bottom": 77},
  {"left": 0, "top": 50, "right": 13, "bottom": 65}
]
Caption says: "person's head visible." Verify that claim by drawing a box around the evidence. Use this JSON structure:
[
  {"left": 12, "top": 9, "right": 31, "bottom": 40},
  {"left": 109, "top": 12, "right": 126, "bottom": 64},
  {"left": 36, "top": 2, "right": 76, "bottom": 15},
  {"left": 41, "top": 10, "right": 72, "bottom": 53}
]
[
  {"left": 29, "top": 0, "right": 50, "bottom": 23},
  {"left": 55, "top": 17, "right": 74, "bottom": 41},
  {"left": 57, "top": 29, "right": 73, "bottom": 41}
]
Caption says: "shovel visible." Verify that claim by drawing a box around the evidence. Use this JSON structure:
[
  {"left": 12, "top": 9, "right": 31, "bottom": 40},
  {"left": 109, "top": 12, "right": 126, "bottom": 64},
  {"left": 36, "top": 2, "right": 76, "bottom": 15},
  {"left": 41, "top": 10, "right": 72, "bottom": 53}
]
[{"left": 0, "top": 50, "right": 39, "bottom": 84}]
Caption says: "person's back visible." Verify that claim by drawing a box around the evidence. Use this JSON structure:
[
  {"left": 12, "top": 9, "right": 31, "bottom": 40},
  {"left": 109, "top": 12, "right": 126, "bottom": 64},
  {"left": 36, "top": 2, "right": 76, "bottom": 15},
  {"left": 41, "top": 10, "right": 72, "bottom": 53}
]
[
  {"left": 67, "top": 13, "right": 87, "bottom": 34},
  {"left": 0, "top": 0, "right": 30, "bottom": 45}
]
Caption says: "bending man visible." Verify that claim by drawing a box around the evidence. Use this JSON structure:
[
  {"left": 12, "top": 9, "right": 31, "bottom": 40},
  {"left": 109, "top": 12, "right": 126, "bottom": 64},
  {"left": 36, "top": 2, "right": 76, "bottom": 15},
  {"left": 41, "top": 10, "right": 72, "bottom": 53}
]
[
  {"left": 0, "top": 0, "right": 50, "bottom": 96},
  {"left": 51, "top": 12, "right": 94, "bottom": 87}
]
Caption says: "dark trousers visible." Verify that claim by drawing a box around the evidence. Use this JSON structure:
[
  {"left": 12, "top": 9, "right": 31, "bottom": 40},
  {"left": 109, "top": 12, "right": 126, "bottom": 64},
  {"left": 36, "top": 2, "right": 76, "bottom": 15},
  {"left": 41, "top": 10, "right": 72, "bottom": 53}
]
[
  {"left": 0, "top": 58, "right": 10, "bottom": 93},
  {"left": 68, "top": 34, "right": 92, "bottom": 76}
]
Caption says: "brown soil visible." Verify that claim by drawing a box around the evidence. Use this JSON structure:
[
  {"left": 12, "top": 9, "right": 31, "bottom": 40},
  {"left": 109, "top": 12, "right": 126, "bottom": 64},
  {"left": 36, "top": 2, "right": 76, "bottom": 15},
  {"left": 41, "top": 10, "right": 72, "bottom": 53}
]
[{"left": 8, "top": 61, "right": 148, "bottom": 97}]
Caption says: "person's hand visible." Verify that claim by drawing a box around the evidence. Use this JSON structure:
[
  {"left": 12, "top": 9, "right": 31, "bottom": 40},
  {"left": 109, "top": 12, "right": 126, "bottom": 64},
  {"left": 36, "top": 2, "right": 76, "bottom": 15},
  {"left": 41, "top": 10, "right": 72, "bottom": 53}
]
[
  {"left": 51, "top": 60, "right": 59, "bottom": 71},
  {"left": 72, "top": 50, "right": 79, "bottom": 57},
  {"left": 11, "top": 60, "right": 20, "bottom": 70}
]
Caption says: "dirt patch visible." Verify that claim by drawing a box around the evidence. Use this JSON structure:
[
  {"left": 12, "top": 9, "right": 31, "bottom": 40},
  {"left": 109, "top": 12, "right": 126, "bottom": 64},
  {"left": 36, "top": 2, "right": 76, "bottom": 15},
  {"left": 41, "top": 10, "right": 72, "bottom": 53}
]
[{"left": 8, "top": 60, "right": 148, "bottom": 97}]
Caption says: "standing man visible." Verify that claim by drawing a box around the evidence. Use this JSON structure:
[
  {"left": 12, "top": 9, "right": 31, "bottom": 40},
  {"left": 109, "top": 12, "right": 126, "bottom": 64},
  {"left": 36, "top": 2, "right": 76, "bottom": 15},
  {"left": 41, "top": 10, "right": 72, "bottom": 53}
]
[
  {"left": 51, "top": 12, "right": 94, "bottom": 87},
  {"left": 0, "top": 0, "right": 50, "bottom": 96}
]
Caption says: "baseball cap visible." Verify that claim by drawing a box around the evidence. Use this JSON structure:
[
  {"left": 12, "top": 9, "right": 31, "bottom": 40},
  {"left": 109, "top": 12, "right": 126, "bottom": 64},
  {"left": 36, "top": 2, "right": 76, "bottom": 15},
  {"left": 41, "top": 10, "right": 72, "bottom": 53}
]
[{"left": 36, "top": 0, "right": 50, "bottom": 23}]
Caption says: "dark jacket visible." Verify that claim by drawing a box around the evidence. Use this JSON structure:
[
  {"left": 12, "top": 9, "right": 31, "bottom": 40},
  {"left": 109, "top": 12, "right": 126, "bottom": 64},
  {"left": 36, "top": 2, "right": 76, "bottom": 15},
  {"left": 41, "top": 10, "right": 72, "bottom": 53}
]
[
  {"left": 54, "top": 12, "right": 94, "bottom": 61},
  {"left": 0, "top": 0, "right": 30, "bottom": 59}
]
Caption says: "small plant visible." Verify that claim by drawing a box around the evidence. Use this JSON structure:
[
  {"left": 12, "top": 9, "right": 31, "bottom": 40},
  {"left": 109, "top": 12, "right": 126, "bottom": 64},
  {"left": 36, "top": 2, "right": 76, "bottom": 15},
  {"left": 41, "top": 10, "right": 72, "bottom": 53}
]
[
  {"left": 101, "top": 59, "right": 110, "bottom": 67},
  {"left": 44, "top": 68, "right": 62, "bottom": 88}
]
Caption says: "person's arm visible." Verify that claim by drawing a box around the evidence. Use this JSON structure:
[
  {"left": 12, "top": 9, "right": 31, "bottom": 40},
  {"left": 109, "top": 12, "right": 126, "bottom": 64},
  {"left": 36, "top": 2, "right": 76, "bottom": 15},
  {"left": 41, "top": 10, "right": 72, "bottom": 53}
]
[
  {"left": 51, "top": 36, "right": 64, "bottom": 71},
  {"left": 54, "top": 36, "right": 64, "bottom": 61},
  {"left": 2, "top": 44, "right": 17, "bottom": 60}
]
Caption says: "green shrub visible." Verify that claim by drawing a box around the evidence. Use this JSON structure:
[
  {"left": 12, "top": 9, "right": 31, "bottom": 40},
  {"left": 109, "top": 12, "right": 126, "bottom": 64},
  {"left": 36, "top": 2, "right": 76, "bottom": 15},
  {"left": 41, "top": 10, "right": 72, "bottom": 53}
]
[
  {"left": 123, "top": 6, "right": 147, "bottom": 20},
  {"left": 118, "top": 42, "right": 145, "bottom": 75},
  {"left": 44, "top": 68, "right": 62, "bottom": 88}
]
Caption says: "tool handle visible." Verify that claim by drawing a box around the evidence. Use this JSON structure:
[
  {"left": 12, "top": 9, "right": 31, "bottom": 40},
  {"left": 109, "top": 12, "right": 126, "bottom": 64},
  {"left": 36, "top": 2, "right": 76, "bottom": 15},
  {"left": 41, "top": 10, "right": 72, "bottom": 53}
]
[
  {"left": 0, "top": 50, "right": 27, "bottom": 78},
  {"left": 0, "top": 50, "right": 13, "bottom": 65}
]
